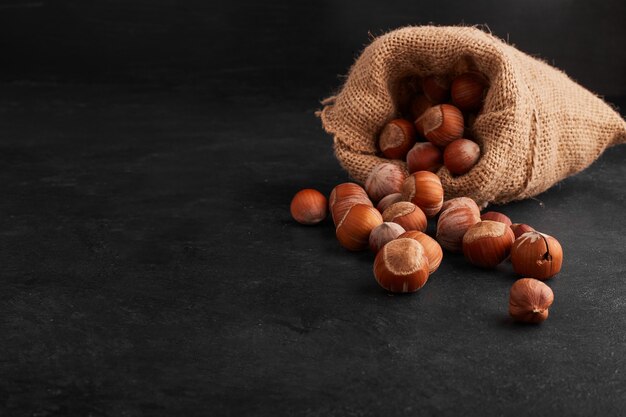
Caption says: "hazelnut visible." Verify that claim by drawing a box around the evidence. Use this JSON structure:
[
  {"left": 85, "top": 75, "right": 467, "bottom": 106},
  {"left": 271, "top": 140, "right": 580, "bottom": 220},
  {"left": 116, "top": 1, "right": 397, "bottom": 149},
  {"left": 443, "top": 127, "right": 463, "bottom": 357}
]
[
  {"left": 443, "top": 138, "right": 480, "bottom": 175},
  {"left": 331, "top": 195, "right": 373, "bottom": 226},
  {"left": 369, "top": 222, "right": 406, "bottom": 253},
  {"left": 422, "top": 75, "right": 451, "bottom": 104},
  {"left": 436, "top": 205, "right": 480, "bottom": 252},
  {"left": 462, "top": 220, "right": 515, "bottom": 268},
  {"left": 417, "top": 104, "right": 464, "bottom": 148},
  {"left": 399, "top": 230, "right": 443, "bottom": 274},
  {"left": 406, "top": 142, "right": 443, "bottom": 174},
  {"left": 509, "top": 278, "right": 554, "bottom": 323},
  {"left": 329, "top": 182, "right": 368, "bottom": 210},
  {"left": 401, "top": 171, "right": 444, "bottom": 217},
  {"left": 510, "top": 231, "right": 563, "bottom": 280},
  {"left": 451, "top": 72, "right": 489, "bottom": 112},
  {"left": 510, "top": 223, "right": 535, "bottom": 240},
  {"left": 376, "top": 192, "right": 404, "bottom": 213},
  {"left": 382, "top": 201, "right": 427, "bottom": 232},
  {"left": 378, "top": 119, "right": 416, "bottom": 160},
  {"left": 480, "top": 211, "right": 512, "bottom": 226},
  {"left": 440, "top": 197, "right": 480, "bottom": 217},
  {"left": 290, "top": 188, "right": 328, "bottom": 225},
  {"left": 373, "top": 238, "right": 430, "bottom": 293},
  {"left": 365, "top": 163, "right": 407, "bottom": 202},
  {"left": 336, "top": 204, "right": 383, "bottom": 251}
]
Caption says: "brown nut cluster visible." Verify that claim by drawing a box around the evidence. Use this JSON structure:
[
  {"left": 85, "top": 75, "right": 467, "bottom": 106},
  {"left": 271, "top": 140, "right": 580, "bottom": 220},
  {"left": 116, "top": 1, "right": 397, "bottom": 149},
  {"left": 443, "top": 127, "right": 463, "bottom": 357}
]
[
  {"left": 377, "top": 72, "right": 488, "bottom": 181},
  {"left": 373, "top": 238, "right": 430, "bottom": 293},
  {"left": 289, "top": 68, "right": 570, "bottom": 323}
]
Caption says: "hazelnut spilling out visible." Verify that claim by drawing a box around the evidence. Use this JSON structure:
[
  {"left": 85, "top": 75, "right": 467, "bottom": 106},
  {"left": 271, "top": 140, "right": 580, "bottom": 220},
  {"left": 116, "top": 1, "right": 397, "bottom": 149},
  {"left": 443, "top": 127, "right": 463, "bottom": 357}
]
[
  {"left": 451, "top": 72, "right": 489, "bottom": 112},
  {"left": 329, "top": 182, "right": 368, "bottom": 210},
  {"left": 365, "top": 162, "right": 407, "bottom": 202},
  {"left": 376, "top": 192, "right": 404, "bottom": 213},
  {"left": 288, "top": 65, "right": 572, "bottom": 322},
  {"left": 480, "top": 211, "right": 512, "bottom": 226},
  {"left": 382, "top": 201, "right": 427, "bottom": 232},
  {"left": 378, "top": 119, "right": 416, "bottom": 160},
  {"left": 510, "top": 223, "right": 535, "bottom": 239},
  {"left": 440, "top": 197, "right": 480, "bottom": 216},
  {"left": 401, "top": 171, "right": 444, "bottom": 217},
  {"left": 406, "top": 142, "right": 443, "bottom": 174},
  {"left": 290, "top": 188, "right": 328, "bottom": 225},
  {"left": 369, "top": 222, "right": 406, "bottom": 253},
  {"left": 443, "top": 138, "right": 480, "bottom": 175},
  {"left": 399, "top": 230, "right": 443, "bottom": 274},
  {"left": 510, "top": 231, "right": 563, "bottom": 280},
  {"left": 331, "top": 195, "right": 372, "bottom": 227},
  {"left": 436, "top": 204, "right": 480, "bottom": 252},
  {"left": 417, "top": 104, "right": 464, "bottom": 148},
  {"left": 373, "top": 238, "right": 430, "bottom": 293},
  {"left": 509, "top": 278, "right": 554, "bottom": 323},
  {"left": 462, "top": 220, "right": 515, "bottom": 268},
  {"left": 336, "top": 203, "right": 383, "bottom": 251}
]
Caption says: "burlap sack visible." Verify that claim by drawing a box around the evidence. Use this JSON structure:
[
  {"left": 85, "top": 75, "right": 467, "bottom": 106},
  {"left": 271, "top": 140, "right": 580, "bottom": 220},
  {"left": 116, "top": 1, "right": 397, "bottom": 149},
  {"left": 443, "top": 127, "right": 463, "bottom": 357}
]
[{"left": 318, "top": 26, "right": 626, "bottom": 207}]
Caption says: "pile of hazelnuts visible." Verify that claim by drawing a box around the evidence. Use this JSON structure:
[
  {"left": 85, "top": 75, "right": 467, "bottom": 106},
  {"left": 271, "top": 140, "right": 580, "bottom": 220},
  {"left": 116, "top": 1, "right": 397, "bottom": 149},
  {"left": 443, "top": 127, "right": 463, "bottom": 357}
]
[
  {"left": 384, "top": 71, "right": 487, "bottom": 176},
  {"left": 290, "top": 72, "right": 563, "bottom": 324}
]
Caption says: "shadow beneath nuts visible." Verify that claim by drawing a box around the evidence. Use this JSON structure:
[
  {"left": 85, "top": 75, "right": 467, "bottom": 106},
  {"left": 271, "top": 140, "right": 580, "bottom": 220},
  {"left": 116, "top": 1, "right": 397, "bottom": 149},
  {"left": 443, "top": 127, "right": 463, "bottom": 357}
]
[{"left": 496, "top": 314, "right": 544, "bottom": 330}]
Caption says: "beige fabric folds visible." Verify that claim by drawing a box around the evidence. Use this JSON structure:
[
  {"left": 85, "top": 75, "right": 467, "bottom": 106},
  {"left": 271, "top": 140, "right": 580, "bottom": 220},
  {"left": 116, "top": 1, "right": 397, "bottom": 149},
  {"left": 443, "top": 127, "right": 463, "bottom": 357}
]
[{"left": 319, "top": 26, "right": 626, "bottom": 207}]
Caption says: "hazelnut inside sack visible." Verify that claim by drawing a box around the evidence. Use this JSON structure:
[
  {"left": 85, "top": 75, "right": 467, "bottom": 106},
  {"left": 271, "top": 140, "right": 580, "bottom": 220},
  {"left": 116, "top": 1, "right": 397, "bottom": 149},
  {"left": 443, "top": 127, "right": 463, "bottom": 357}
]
[{"left": 318, "top": 26, "right": 626, "bottom": 207}]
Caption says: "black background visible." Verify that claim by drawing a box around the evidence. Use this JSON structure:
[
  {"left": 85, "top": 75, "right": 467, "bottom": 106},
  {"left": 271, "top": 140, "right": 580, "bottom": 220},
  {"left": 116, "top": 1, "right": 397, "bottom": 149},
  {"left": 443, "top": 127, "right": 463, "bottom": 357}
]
[{"left": 1, "top": 1, "right": 625, "bottom": 416}]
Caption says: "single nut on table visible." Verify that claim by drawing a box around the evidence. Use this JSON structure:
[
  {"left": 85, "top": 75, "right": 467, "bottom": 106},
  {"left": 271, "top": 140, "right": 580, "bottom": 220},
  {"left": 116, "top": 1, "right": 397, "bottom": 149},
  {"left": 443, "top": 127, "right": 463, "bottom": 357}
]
[
  {"left": 416, "top": 104, "right": 464, "bottom": 148},
  {"left": 398, "top": 230, "right": 443, "bottom": 274},
  {"left": 451, "top": 71, "right": 489, "bottom": 112},
  {"left": 510, "top": 231, "right": 563, "bottom": 280},
  {"left": 401, "top": 171, "right": 444, "bottom": 217},
  {"left": 422, "top": 74, "right": 451, "bottom": 104},
  {"left": 436, "top": 205, "right": 480, "bottom": 252},
  {"left": 480, "top": 211, "right": 512, "bottom": 226},
  {"left": 382, "top": 201, "right": 427, "bottom": 232},
  {"left": 378, "top": 119, "right": 416, "bottom": 160},
  {"left": 365, "top": 163, "right": 407, "bottom": 202},
  {"left": 509, "top": 278, "right": 554, "bottom": 323},
  {"left": 510, "top": 223, "right": 535, "bottom": 239},
  {"left": 462, "top": 220, "right": 515, "bottom": 268},
  {"left": 369, "top": 222, "right": 406, "bottom": 253},
  {"left": 336, "top": 204, "right": 383, "bottom": 251},
  {"left": 373, "top": 238, "right": 430, "bottom": 293},
  {"left": 290, "top": 188, "right": 328, "bottom": 225},
  {"left": 406, "top": 142, "right": 443, "bottom": 174},
  {"left": 443, "top": 138, "right": 480, "bottom": 175}
]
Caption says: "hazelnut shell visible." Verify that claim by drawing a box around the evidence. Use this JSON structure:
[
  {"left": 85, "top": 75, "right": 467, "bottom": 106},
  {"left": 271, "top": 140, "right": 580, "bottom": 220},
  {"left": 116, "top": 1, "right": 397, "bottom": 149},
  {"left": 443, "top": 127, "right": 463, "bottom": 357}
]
[
  {"left": 290, "top": 189, "right": 328, "bottom": 225},
  {"left": 509, "top": 278, "right": 554, "bottom": 323},
  {"left": 373, "top": 238, "right": 430, "bottom": 293},
  {"left": 335, "top": 204, "right": 383, "bottom": 251},
  {"left": 510, "top": 231, "right": 563, "bottom": 280},
  {"left": 462, "top": 220, "right": 515, "bottom": 268}
]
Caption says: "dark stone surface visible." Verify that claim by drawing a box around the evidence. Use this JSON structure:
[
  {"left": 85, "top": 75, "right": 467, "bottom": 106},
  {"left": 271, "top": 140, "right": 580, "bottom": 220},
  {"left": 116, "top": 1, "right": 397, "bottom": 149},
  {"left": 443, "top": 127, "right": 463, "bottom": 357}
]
[
  {"left": 1, "top": 2, "right": 625, "bottom": 416},
  {"left": 0, "top": 79, "right": 624, "bottom": 416}
]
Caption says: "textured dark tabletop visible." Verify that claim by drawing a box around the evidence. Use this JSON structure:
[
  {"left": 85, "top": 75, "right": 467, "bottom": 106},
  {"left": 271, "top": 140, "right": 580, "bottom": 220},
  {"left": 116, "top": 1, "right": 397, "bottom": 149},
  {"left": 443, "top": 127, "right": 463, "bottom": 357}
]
[
  {"left": 1, "top": 2, "right": 626, "bottom": 416},
  {"left": 1, "top": 78, "right": 624, "bottom": 416}
]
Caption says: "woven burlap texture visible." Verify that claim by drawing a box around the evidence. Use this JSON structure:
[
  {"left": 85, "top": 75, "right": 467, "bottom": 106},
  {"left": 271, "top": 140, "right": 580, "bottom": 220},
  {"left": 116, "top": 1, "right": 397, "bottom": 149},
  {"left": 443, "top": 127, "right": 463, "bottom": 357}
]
[{"left": 319, "top": 26, "right": 626, "bottom": 207}]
